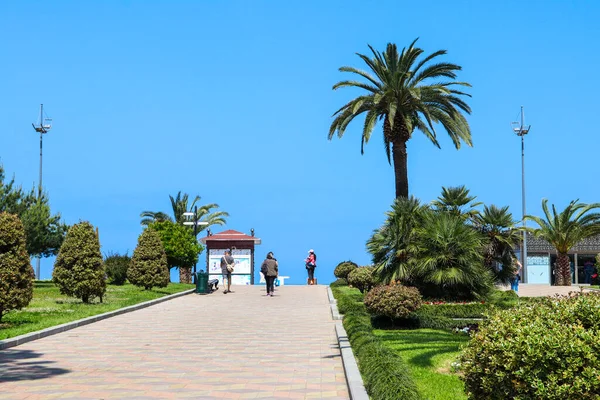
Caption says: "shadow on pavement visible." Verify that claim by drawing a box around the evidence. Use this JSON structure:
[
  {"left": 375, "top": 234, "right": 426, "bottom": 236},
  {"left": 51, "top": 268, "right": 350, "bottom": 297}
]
[{"left": 0, "top": 349, "right": 70, "bottom": 382}]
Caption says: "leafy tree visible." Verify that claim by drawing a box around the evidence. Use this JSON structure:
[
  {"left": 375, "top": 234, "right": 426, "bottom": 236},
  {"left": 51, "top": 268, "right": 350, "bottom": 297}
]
[
  {"left": 431, "top": 185, "right": 482, "bottom": 220},
  {"left": 0, "top": 212, "right": 34, "bottom": 322},
  {"left": 367, "top": 196, "right": 426, "bottom": 283},
  {"left": 149, "top": 221, "right": 203, "bottom": 283},
  {"left": 329, "top": 39, "right": 472, "bottom": 198},
  {"left": 525, "top": 199, "right": 600, "bottom": 286},
  {"left": 53, "top": 221, "right": 106, "bottom": 303},
  {"left": 104, "top": 252, "right": 131, "bottom": 285},
  {"left": 472, "top": 205, "right": 520, "bottom": 284},
  {"left": 0, "top": 164, "right": 66, "bottom": 258},
  {"left": 128, "top": 228, "right": 169, "bottom": 290},
  {"left": 140, "top": 191, "right": 228, "bottom": 235}
]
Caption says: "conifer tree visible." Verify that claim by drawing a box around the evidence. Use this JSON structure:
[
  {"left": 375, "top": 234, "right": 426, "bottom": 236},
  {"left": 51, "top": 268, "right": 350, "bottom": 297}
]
[
  {"left": 128, "top": 228, "right": 169, "bottom": 290},
  {"left": 0, "top": 212, "right": 34, "bottom": 322},
  {"left": 53, "top": 221, "right": 106, "bottom": 303}
]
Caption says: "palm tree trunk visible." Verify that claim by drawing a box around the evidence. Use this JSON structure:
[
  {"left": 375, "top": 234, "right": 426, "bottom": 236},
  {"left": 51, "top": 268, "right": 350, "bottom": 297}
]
[
  {"left": 179, "top": 267, "right": 192, "bottom": 284},
  {"left": 556, "top": 252, "right": 571, "bottom": 286},
  {"left": 391, "top": 137, "right": 409, "bottom": 198}
]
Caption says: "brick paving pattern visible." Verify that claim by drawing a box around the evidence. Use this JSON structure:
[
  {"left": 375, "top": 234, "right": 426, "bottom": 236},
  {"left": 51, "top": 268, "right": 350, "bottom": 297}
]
[{"left": 0, "top": 285, "right": 349, "bottom": 399}]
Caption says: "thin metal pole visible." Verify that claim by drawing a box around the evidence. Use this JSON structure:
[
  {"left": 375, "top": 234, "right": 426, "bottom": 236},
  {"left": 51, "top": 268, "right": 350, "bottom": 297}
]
[
  {"left": 193, "top": 205, "right": 198, "bottom": 276},
  {"left": 521, "top": 106, "right": 527, "bottom": 281},
  {"left": 36, "top": 104, "right": 44, "bottom": 280}
]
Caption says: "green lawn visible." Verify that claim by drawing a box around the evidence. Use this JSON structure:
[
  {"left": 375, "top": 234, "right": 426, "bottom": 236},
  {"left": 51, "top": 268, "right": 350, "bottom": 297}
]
[
  {"left": 0, "top": 281, "right": 194, "bottom": 340},
  {"left": 374, "top": 328, "right": 468, "bottom": 400}
]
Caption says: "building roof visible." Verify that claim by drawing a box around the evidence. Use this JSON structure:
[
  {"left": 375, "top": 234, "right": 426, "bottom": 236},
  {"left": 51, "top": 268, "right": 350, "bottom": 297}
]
[
  {"left": 199, "top": 229, "right": 261, "bottom": 245},
  {"left": 517, "top": 233, "right": 600, "bottom": 254}
]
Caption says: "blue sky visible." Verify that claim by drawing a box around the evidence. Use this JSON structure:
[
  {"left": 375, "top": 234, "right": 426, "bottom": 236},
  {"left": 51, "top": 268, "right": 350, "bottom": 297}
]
[{"left": 1, "top": 1, "right": 599, "bottom": 284}]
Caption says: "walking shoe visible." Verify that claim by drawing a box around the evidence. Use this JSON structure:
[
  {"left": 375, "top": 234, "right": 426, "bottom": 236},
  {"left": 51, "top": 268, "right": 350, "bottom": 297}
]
[{"left": 223, "top": 290, "right": 228, "bottom": 294}]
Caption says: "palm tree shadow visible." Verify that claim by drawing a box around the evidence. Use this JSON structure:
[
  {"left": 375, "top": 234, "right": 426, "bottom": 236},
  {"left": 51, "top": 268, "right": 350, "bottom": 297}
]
[{"left": 0, "top": 349, "right": 70, "bottom": 382}]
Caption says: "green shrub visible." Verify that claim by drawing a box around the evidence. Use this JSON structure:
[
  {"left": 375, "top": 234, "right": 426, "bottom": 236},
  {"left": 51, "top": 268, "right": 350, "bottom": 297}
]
[
  {"left": 460, "top": 292, "right": 600, "bottom": 399},
  {"left": 347, "top": 266, "right": 376, "bottom": 293},
  {"left": 331, "top": 286, "right": 419, "bottom": 400},
  {"left": 104, "top": 252, "right": 131, "bottom": 285},
  {"left": 53, "top": 221, "right": 106, "bottom": 303},
  {"left": 334, "top": 260, "right": 358, "bottom": 280},
  {"left": 364, "top": 284, "right": 422, "bottom": 319},
  {"left": 128, "top": 228, "right": 169, "bottom": 290},
  {"left": 330, "top": 278, "right": 348, "bottom": 287},
  {"left": 0, "top": 212, "right": 34, "bottom": 322}
]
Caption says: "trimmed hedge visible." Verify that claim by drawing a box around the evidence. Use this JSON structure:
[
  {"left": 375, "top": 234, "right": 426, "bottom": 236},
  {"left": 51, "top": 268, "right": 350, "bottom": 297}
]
[
  {"left": 364, "top": 285, "right": 422, "bottom": 319},
  {"left": 331, "top": 286, "right": 419, "bottom": 400},
  {"left": 347, "top": 266, "right": 376, "bottom": 293},
  {"left": 330, "top": 278, "right": 348, "bottom": 287},
  {"left": 334, "top": 260, "right": 358, "bottom": 280}
]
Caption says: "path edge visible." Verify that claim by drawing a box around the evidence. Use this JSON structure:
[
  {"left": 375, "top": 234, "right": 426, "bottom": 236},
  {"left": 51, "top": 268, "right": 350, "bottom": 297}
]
[
  {"left": 329, "top": 287, "right": 369, "bottom": 400},
  {"left": 0, "top": 288, "right": 195, "bottom": 351}
]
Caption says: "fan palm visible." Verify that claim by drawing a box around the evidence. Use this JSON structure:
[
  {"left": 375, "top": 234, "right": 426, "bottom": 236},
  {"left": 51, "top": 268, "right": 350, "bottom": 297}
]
[
  {"left": 525, "top": 199, "right": 600, "bottom": 286},
  {"left": 329, "top": 39, "right": 472, "bottom": 198},
  {"left": 472, "top": 205, "right": 520, "bottom": 283},
  {"left": 414, "top": 212, "right": 493, "bottom": 299},
  {"left": 367, "top": 196, "right": 426, "bottom": 283},
  {"left": 431, "top": 185, "right": 482, "bottom": 220}
]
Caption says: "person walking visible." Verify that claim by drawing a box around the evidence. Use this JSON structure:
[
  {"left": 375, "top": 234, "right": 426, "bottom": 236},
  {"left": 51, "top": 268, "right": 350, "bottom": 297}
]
[
  {"left": 305, "top": 249, "right": 317, "bottom": 285},
  {"left": 220, "top": 249, "right": 235, "bottom": 294},
  {"left": 261, "top": 252, "right": 278, "bottom": 297}
]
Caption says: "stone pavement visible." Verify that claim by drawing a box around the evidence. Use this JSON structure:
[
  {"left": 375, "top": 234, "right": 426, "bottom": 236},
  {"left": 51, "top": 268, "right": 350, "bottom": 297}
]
[
  {"left": 0, "top": 285, "right": 349, "bottom": 400},
  {"left": 500, "top": 283, "right": 593, "bottom": 297}
]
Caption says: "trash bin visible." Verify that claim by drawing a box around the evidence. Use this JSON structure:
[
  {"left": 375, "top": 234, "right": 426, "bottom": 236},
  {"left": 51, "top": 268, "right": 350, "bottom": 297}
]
[{"left": 196, "top": 271, "right": 208, "bottom": 294}]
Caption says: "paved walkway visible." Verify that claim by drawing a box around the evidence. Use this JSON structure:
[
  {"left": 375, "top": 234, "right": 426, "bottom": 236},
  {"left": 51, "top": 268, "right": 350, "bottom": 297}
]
[
  {"left": 0, "top": 286, "right": 349, "bottom": 400},
  {"left": 499, "top": 283, "right": 593, "bottom": 297}
]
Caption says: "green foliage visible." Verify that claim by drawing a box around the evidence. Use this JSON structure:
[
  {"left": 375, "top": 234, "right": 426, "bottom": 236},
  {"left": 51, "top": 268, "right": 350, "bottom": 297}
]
[
  {"left": 333, "top": 260, "right": 358, "bottom": 280},
  {"left": 0, "top": 164, "right": 66, "bottom": 258},
  {"left": 0, "top": 212, "right": 34, "bottom": 322},
  {"left": 104, "top": 252, "right": 131, "bottom": 285},
  {"left": 329, "top": 40, "right": 472, "bottom": 198},
  {"left": 330, "top": 277, "right": 348, "bottom": 287},
  {"left": 128, "top": 228, "right": 169, "bottom": 290},
  {"left": 526, "top": 199, "right": 600, "bottom": 285},
  {"left": 150, "top": 221, "right": 203, "bottom": 270},
  {"left": 431, "top": 185, "right": 482, "bottom": 219},
  {"left": 347, "top": 266, "right": 376, "bottom": 293},
  {"left": 460, "top": 293, "right": 600, "bottom": 399},
  {"left": 331, "top": 286, "right": 420, "bottom": 400},
  {"left": 364, "top": 284, "right": 422, "bottom": 319},
  {"left": 53, "top": 222, "right": 106, "bottom": 303}
]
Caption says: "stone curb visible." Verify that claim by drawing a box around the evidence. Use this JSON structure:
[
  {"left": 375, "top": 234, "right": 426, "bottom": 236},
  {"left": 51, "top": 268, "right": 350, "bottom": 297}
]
[
  {"left": 327, "top": 286, "right": 342, "bottom": 320},
  {"left": 330, "top": 287, "right": 368, "bottom": 400},
  {"left": 0, "top": 288, "right": 195, "bottom": 351}
]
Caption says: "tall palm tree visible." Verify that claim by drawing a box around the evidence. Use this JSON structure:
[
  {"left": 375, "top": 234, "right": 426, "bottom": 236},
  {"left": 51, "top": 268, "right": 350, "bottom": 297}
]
[
  {"left": 329, "top": 39, "right": 472, "bottom": 198},
  {"left": 472, "top": 205, "right": 520, "bottom": 284},
  {"left": 141, "top": 191, "right": 229, "bottom": 235},
  {"left": 431, "top": 185, "right": 482, "bottom": 220},
  {"left": 367, "top": 196, "right": 426, "bottom": 283},
  {"left": 525, "top": 199, "right": 600, "bottom": 286}
]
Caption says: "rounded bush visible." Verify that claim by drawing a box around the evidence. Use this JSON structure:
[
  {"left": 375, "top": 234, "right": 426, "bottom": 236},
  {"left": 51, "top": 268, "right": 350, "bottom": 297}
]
[
  {"left": 128, "top": 228, "right": 169, "bottom": 290},
  {"left": 330, "top": 278, "right": 348, "bottom": 287},
  {"left": 53, "top": 221, "right": 106, "bottom": 303},
  {"left": 347, "top": 266, "right": 376, "bottom": 293},
  {"left": 0, "top": 212, "right": 34, "bottom": 322},
  {"left": 364, "top": 285, "right": 422, "bottom": 319},
  {"left": 104, "top": 252, "right": 131, "bottom": 285},
  {"left": 334, "top": 260, "right": 358, "bottom": 280},
  {"left": 461, "top": 293, "right": 600, "bottom": 399}
]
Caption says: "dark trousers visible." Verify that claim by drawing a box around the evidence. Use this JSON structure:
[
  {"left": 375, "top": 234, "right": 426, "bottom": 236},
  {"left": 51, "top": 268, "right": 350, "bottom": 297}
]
[
  {"left": 307, "top": 267, "right": 315, "bottom": 280},
  {"left": 266, "top": 276, "right": 276, "bottom": 294}
]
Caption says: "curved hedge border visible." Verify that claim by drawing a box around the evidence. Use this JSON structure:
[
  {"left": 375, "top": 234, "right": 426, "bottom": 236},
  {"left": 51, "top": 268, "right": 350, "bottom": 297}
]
[{"left": 331, "top": 286, "right": 420, "bottom": 400}]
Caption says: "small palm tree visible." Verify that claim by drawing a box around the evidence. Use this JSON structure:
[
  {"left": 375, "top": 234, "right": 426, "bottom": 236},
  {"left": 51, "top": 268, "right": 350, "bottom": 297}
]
[
  {"left": 431, "top": 186, "right": 482, "bottom": 220},
  {"left": 367, "top": 196, "right": 426, "bottom": 283},
  {"left": 329, "top": 39, "right": 472, "bottom": 198},
  {"left": 472, "top": 205, "right": 520, "bottom": 284},
  {"left": 414, "top": 212, "right": 493, "bottom": 299},
  {"left": 525, "top": 199, "right": 600, "bottom": 286}
]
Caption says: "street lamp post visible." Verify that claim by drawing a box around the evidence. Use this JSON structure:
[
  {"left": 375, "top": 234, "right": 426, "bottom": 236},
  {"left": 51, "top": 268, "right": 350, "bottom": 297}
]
[
  {"left": 183, "top": 206, "right": 208, "bottom": 282},
  {"left": 31, "top": 104, "right": 52, "bottom": 280},
  {"left": 512, "top": 106, "right": 531, "bottom": 282}
]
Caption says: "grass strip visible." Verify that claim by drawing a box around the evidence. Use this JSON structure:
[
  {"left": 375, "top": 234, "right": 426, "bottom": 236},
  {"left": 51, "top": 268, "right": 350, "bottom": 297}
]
[{"left": 0, "top": 281, "right": 194, "bottom": 340}]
